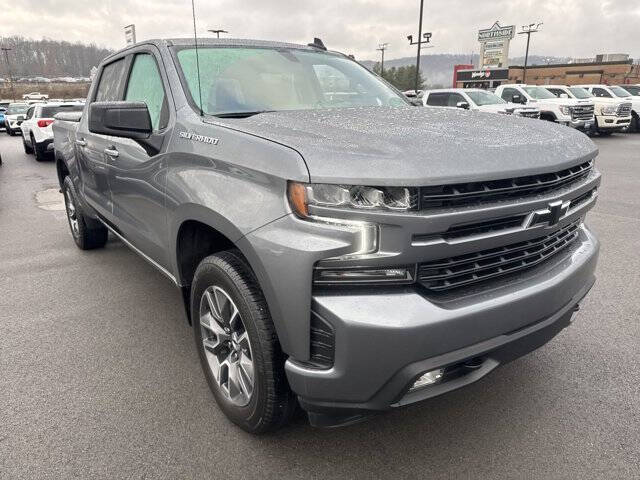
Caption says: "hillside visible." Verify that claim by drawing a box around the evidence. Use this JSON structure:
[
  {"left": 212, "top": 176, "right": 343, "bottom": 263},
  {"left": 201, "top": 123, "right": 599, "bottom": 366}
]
[
  {"left": 360, "top": 54, "right": 572, "bottom": 87},
  {"left": 0, "top": 36, "right": 113, "bottom": 78}
]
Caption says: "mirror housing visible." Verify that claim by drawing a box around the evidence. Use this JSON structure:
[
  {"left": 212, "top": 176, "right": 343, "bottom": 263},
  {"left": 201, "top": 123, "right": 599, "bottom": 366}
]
[
  {"left": 560, "top": 93, "right": 569, "bottom": 99},
  {"left": 456, "top": 101, "right": 470, "bottom": 110},
  {"left": 89, "top": 101, "right": 152, "bottom": 139}
]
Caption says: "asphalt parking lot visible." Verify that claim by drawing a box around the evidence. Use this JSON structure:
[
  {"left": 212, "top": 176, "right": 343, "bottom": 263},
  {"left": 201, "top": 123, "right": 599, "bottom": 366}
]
[{"left": 1, "top": 131, "right": 639, "bottom": 480}]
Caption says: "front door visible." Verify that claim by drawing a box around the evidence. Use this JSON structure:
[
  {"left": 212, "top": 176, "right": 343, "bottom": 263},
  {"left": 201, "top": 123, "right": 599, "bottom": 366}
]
[{"left": 106, "top": 50, "right": 172, "bottom": 269}]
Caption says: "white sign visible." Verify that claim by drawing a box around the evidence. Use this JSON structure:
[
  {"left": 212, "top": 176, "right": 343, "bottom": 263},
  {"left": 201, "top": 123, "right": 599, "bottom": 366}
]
[
  {"left": 124, "top": 24, "right": 136, "bottom": 46},
  {"left": 478, "top": 21, "right": 515, "bottom": 69}
]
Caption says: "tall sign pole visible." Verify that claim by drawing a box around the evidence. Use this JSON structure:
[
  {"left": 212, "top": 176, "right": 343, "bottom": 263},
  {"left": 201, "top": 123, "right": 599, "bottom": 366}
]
[
  {"left": 376, "top": 43, "right": 389, "bottom": 75},
  {"left": 518, "top": 23, "right": 543, "bottom": 84},
  {"left": 407, "top": 0, "right": 433, "bottom": 94}
]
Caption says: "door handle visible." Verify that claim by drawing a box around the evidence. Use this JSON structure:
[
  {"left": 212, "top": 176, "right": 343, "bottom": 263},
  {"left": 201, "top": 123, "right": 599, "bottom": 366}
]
[
  {"left": 75, "top": 138, "right": 87, "bottom": 147},
  {"left": 104, "top": 147, "right": 119, "bottom": 158}
]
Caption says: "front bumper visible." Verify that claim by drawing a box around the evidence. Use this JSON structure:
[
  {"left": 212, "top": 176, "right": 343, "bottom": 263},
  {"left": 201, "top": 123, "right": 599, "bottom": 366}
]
[
  {"left": 561, "top": 117, "right": 594, "bottom": 130},
  {"left": 285, "top": 225, "right": 598, "bottom": 426},
  {"left": 596, "top": 114, "right": 631, "bottom": 131}
]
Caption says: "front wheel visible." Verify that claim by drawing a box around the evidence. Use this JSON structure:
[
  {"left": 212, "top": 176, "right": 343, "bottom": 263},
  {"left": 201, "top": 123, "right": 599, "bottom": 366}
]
[
  {"left": 62, "top": 176, "right": 108, "bottom": 250},
  {"left": 191, "top": 251, "right": 295, "bottom": 434}
]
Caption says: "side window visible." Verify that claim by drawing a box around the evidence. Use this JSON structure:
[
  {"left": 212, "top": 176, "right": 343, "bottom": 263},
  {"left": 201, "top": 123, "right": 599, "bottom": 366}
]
[
  {"left": 592, "top": 88, "right": 611, "bottom": 98},
  {"left": 95, "top": 59, "right": 127, "bottom": 102},
  {"left": 447, "top": 93, "right": 466, "bottom": 107},
  {"left": 26, "top": 107, "right": 35, "bottom": 119},
  {"left": 547, "top": 88, "right": 563, "bottom": 97},
  {"left": 426, "top": 92, "right": 449, "bottom": 107},
  {"left": 501, "top": 88, "right": 517, "bottom": 102},
  {"left": 125, "top": 53, "right": 168, "bottom": 131}
]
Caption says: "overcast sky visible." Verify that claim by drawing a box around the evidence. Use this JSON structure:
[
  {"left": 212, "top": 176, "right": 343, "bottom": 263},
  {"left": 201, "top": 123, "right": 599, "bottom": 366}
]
[{"left": 3, "top": 0, "right": 640, "bottom": 61}]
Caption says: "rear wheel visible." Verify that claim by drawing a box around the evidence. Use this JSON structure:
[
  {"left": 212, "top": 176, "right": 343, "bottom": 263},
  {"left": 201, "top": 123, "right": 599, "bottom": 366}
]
[
  {"left": 631, "top": 113, "right": 639, "bottom": 133},
  {"left": 191, "top": 251, "right": 295, "bottom": 434},
  {"left": 32, "top": 135, "right": 46, "bottom": 161},
  {"left": 23, "top": 135, "right": 34, "bottom": 154},
  {"left": 62, "top": 176, "right": 108, "bottom": 250}
]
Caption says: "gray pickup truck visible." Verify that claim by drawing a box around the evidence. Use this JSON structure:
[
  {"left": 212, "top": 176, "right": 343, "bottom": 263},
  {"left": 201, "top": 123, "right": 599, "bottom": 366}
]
[{"left": 53, "top": 38, "right": 600, "bottom": 433}]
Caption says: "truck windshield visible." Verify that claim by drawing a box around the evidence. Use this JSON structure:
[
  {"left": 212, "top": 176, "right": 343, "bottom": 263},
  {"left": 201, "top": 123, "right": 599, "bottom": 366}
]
[
  {"left": 522, "top": 87, "right": 557, "bottom": 99},
  {"left": 175, "top": 46, "right": 407, "bottom": 116},
  {"left": 568, "top": 87, "right": 592, "bottom": 99},
  {"left": 466, "top": 90, "right": 506, "bottom": 106},
  {"left": 610, "top": 86, "right": 631, "bottom": 98},
  {"left": 7, "top": 104, "right": 28, "bottom": 115}
]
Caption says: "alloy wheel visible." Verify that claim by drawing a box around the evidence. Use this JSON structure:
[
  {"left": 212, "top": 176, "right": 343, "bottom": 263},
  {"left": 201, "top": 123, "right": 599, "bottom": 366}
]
[
  {"left": 64, "top": 189, "right": 79, "bottom": 237},
  {"left": 199, "top": 286, "right": 255, "bottom": 407}
]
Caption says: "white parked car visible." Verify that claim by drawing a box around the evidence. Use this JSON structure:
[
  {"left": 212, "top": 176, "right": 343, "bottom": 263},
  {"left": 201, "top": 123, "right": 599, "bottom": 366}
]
[
  {"left": 3, "top": 102, "right": 29, "bottom": 135},
  {"left": 423, "top": 88, "right": 540, "bottom": 119},
  {"left": 20, "top": 102, "right": 84, "bottom": 160},
  {"left": 22, "top": 92, "right": 49, "bottom": 101},
  {"left": 576, "top": 84, "right": 640, "bottom": 133},
  {"left": 545, "top": 85, "right": 631, "bottom": 136},
  {"left": 495, "top": 84, "right": 595, "bottom": 130}
]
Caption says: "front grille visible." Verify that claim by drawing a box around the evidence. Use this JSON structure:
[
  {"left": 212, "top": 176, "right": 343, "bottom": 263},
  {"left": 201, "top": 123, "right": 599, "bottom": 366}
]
[
  {"left": 418, "top": 220, "right": 581, "bottom": 292},
  {"left": 518, "top": 110, "right": 540, "bottom": 119},
  {"left": 617, "top": 103, "right": 632, "bottom": 117},
  {"left": 419, "top": 160, "right": 593, "bottom": 209},
  {"left": 571, "top": 105, "right": 594, "bottom": 121}
]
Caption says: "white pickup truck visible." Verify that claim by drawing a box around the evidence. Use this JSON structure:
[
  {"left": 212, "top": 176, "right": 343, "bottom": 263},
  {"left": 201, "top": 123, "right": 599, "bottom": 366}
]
[
  {"left": 545, "top": 85, "right": 631, "bottom": 136},
  {"left": 495, "top": 84, "right": 594, "bottom": 130},
  {"left": 423, "top": 88, "right": 540, "bottom": 119},
  {"left": 576, "top": 84, "right": 640, "bottom": 133}
]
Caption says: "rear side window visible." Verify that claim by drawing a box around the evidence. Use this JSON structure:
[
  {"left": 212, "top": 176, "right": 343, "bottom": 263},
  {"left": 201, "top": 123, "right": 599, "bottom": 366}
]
[
  {"left": 41, "top": 105, "right": 84, "bottom": 117},
  {"left": 591, "top": 88, "right": 611, "bottom": 98},
  {"left": 426, "top": 92, "right": 449, "bottom": 106},
  {"left": 125, "top": 53, "right": 168, "bottom": 130},
  {"left": 95, "top": 59, "right": 126, "bottom": 102},
  {"left": 547, "top": 88, "right": 563, "bottom": 97}
]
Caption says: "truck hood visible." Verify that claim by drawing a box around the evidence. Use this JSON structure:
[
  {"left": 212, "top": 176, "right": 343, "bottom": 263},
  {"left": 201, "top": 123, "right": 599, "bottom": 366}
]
[
  {"left": 214, "top": 106, "right": 598, "bottom": 186},
  {"left": 530, "top": 97, "right": 593, "bottom": 106}
]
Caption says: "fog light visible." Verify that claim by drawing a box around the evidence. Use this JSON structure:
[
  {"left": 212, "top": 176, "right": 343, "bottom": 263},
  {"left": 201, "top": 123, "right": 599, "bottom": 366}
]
[{"left": 410, "top": 368, "right": 445, "bottom": 391}]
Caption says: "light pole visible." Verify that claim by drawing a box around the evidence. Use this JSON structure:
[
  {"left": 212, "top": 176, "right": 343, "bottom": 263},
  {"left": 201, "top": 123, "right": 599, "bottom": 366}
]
[
  {"left": 518, "top": 23, "right": 543, "bottom": 84},
  {"left": 1, "top": 46, "right": 16, "bottom": 101},
  {"left": 376, "top": 43, "right": 389, "bottom": 76},
  {"left": 407, "top": 0, "right": 432, "bottom": 94},
  {"left": 208, "top": 29, "right": 228, "bottom": 38}
]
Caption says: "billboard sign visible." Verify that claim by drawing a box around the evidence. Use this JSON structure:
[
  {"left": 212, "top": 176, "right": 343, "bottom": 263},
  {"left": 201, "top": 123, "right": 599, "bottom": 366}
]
[{"left": 478, "top": 21, "right": 515, "bottom": 69}]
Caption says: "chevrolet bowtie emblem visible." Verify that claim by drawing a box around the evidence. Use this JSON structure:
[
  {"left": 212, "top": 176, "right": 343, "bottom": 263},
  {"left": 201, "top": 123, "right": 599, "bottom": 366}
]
[{"left": 527, "top": 200, "right": 570, "bottom": 228}]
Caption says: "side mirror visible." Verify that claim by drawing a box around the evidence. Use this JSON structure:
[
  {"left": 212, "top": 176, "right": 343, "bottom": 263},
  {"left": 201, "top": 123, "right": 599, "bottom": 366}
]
[
  {"left": 89, "top": 101, "right": 152, "bottom": 139},
  {"left": 456, "top": 101, "right": 470, "bottom": 110},
  {"left": 560, "top": 93, "right": 569, "bottom": 99},
  {"left": 512, "top": 94, "right": 525, "bottom": 104},
  {"left": 410, "top": 99, "right": 423, "bottom": 106}
]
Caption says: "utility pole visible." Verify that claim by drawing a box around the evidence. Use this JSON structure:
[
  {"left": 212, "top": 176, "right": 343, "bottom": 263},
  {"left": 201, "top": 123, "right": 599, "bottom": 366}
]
[
  {"left": 407, "top": 0, "right": 432, "bottom": 94},
  {"left": 376, "top": 43, "right": 389, "bottom": 76},
  {"left": 208, "top": 29, "right": 228, "bottom": 38},
  {"left": 518, "top": 23, "right": 543, "bottom": 84},
  {"left": 1, "top": 46, "right": 16, "bottom": 101}
]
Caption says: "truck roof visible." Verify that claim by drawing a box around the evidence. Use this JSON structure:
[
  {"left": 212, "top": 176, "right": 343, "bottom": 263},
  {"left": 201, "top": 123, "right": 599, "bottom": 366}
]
[{"left": 103, "top": 38, "right": 325, "bottom": 62}]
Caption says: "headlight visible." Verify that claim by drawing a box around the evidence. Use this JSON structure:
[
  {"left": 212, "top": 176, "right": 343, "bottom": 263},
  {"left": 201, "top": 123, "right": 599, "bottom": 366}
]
[
  {"left": 559, "top": 105, "right": 572, "bottom": 115},
  {"left": 601, "top": 105, "right": 617, "bottom": 115},
  {"left": 288, "top": 182, "right": 418, "bottom": 218}
]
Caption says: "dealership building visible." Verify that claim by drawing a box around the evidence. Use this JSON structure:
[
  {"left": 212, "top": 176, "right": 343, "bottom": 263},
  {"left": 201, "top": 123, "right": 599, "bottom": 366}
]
[{"left": 454, "top": 58, "right": 640, "bottom": 89}]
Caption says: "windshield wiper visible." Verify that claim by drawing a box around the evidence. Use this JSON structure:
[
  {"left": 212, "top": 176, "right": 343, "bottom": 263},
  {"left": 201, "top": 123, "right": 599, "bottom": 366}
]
[{"left": 213, "top": 110, "right": 275, "bottom": 118}]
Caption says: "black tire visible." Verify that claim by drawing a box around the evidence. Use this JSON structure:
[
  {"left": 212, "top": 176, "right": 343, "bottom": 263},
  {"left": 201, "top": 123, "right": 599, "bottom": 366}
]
[
  {"left": 23, "top": 135, "right": 34, "bottom": 154},
  {"left": 8, "top": 128, "right": 15, "bottom": 136},
  {"left": 32, "top": 135, "right": 46, "bottom": 161},
  {"left": 62, "top": 176, "right": 108, "bottom": 250},
  {"left": 631, "top": 113, "right": 639, "bottom": 133},
  {"left": 191, "top": 251, "right": 295, "bottom": 434}
]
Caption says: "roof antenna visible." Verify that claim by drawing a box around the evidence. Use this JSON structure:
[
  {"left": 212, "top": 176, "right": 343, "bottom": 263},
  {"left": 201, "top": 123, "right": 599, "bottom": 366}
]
[
  {"left": 191, "top": 0, "right": 204, "bottom": 116},
  {"left": 308, "top": 38, "right": 327, "bottom": 51}
]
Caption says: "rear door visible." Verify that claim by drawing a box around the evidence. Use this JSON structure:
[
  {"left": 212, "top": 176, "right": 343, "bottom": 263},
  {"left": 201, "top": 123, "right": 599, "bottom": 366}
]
[
  {"left": 106, "top": 48, "right": 173, "bottom": 269},
  {"left": 78, "top": 57, "right": 129, "bottom": 221}
]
